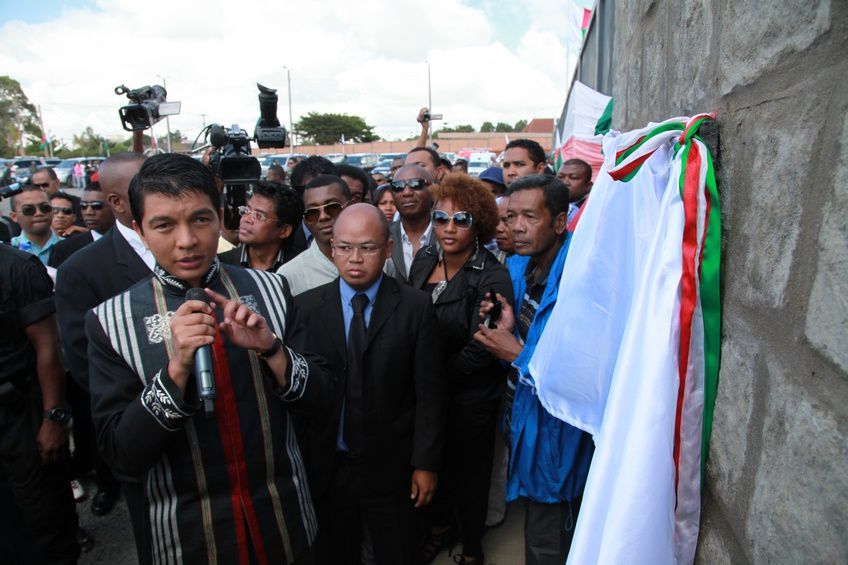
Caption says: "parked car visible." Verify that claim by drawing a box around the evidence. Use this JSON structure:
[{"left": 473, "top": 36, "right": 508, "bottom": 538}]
[
  {"left": 324, "top": 153, "right": 347, "bottom": 164},
  {"left": 343, "top": 153, "right": 380, "bottom": 171},
  {"left": 370, "top": 159, "right": 393, "bottom": 176},
  {"left": 467, "top": 152, "right": 496, "bottom": 177},
  {"left": 10, "top": 157, "right": 45, "bottom": 184},
  {"left": 260, "top": 154, "right": 307, "bottom": 178},
  {"left": 379, "top": 152, "right": 407, "bottom": 162},
  {"left": 44, "top": 157, "right": 62, "bottom": 167},
  {"left": 54, "top": 157, "right": 105, "bottom": 186}
]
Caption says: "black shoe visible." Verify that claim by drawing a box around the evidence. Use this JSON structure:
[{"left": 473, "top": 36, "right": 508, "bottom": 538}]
[{"left": 91, "top": 488, "right": 118, "bottom": 516}]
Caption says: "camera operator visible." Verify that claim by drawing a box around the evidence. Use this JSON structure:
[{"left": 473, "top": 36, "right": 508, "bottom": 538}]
[{"left": 218, "top": 181, "right": 304, "bottom": 272}]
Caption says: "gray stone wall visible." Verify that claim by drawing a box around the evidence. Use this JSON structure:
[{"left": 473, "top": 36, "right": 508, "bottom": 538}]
[{"left": 608, "top": 1, "right": 847, "bottom": 562}]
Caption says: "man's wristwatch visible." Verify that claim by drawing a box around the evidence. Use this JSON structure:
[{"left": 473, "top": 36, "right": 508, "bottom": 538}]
[
  {"left": 44, "top": 405, "right": 72, "bottom": 425},
  {"left": 258, "top": 333, "right": 283, "bottom": 360}
]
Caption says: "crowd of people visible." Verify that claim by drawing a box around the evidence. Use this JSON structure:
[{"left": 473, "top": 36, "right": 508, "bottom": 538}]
[{"left": 0, "top": 107, "right": 597, "bottom": 565}]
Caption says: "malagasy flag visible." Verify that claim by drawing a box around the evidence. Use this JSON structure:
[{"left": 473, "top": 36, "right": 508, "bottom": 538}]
[{"left": 529, "top": 114, "right": 721, "bottom": 564}]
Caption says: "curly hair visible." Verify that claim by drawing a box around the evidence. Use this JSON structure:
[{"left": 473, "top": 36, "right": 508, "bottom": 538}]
[{"left": 430, "top": 173, "right": 499, "bottom": 243}]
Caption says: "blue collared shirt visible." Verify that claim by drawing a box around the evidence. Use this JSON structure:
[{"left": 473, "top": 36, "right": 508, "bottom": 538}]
[
  {"left": 11, "top": 232, "right": 62, "bottom": 266},
  {"left": 337, "top": 275, "right": 383, "bottom": 451}
]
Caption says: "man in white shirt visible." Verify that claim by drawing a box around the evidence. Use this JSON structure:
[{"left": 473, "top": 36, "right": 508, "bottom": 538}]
[{"left": 278, "top": 175, "right": 351, "bottom": 296}]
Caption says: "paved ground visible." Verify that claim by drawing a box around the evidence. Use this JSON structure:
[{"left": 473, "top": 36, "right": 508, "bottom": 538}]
[{"left": 75, "top": 476, "right": 525, "bottom": 565}]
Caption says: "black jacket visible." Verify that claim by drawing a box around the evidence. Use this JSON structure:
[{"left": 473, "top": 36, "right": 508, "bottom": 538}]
[
  {"left": 294, "top": 276, "right": 447, "bottom": 498},
  {"left": 48, "top": 231, "right": 94, "bottom": 268},
  {"left": 408, "top": 244, "right": 514, "bottom": 403},
  {"left": 55, "top": 226, "right": 150, "bottom": 393}
]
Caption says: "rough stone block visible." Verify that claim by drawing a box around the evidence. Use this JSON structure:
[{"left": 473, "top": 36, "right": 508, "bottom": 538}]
[
  {"left": 805, "top": 111, "right": 848, "bottom": 373},
  {"left": 667, "top": 0, "right": 714, "bottom": 113},
  {"left": 728, "top": 81, "right": 823, "bottom": 308},
  {"left": 706, "top": 315, "right": 758, "bottom": 515},
  {"left": 745, "top": 359, "right": 848, "bottom": 563},
  {"left": 718, "top": 0, "right": 831, "bottom": 95}
]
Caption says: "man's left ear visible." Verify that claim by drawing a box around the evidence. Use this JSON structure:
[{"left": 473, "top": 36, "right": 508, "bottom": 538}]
[
  {"left": 279, "top": 224, "right": 293, "bottom": 240},
  {"left": 535, "top": 162, "right": 546, "bottom": 174},
  {"left": 553, "top": 211, "right": 569, "bottom": 235}
]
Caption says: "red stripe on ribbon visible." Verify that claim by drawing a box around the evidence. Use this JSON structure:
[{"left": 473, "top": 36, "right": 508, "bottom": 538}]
[
  {"left": 211, "top": 331, "right": 269, "bottom": 565},
  {"left": 609, "top": 151, "right": 654, "bottom": 181},
  {"left": 615, "top": 134, "right": 646, "bottom": 161},
  {"left": 673, "top": 142, "right": 702, "bottom": 495}
]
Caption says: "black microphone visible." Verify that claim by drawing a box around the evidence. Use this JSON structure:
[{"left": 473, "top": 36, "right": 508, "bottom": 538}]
[{"left": 185, "top": 288, "right": 216, "bottom": 413}]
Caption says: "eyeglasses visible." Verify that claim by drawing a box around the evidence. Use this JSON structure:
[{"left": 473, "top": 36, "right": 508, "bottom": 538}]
[
  {"left": 432, "top": 210, "right": 473, "bottom": 230},
  {"left": 303, "top": 201, "right": 346, "bottom": 223},
  {"left": 19, "top": 202, "right": 53, "bottom": 216},
  {"left": 389, "top": 178, "right": 429, "bottom": 193},
  {"left": 332, "top": 242, "right": 385, "bottom": 256},
  {"left": 238, "top": 205, "right": 278, "bottom": 223},
  {"left": 80, "top": 200, "right": 105, "bottom": 210},
  {"left": 52, "top": 206, "right": 74, "bottom": 215}
]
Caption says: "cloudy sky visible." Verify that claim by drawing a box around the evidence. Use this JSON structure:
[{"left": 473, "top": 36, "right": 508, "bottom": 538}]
[{"left": 0, "top": 0, "right": 583, "bottom": 148}]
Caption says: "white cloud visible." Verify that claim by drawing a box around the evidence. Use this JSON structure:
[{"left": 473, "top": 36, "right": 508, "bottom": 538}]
[{"left": 0, "top": 0, "right": 573, "bottom": 149}]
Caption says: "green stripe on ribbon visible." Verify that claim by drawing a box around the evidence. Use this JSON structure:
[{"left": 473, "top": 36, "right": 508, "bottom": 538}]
[
  {"left": 615, "top": 120, "right": 686, "bottom": 165},
  {"left": 699, "top": 141, "right": 721, "bottom": 481}
]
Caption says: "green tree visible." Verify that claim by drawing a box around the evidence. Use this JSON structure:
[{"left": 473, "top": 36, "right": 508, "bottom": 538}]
[
  {"left": 514, "top": 119, "right": 528, "bottom": 132},
  {"left": 0, "top": 76, "right": 41, "bottom": 156},
  {"left": 439, "top": 124, "right": 475, "bottom": 133},
  {"left": 495, "top": 122, "right": 514, "bottom": 132},
  {"left": 480, "top": 121, "right": 495, "bottom": 133},
  {"left": 294, "top": 112, "right": 379, "bottom": 145}
]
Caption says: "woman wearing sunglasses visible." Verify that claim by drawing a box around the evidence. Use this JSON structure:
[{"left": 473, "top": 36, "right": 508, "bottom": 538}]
[{"left": 408, "top": 174, "right": 514, "bottom": 565}]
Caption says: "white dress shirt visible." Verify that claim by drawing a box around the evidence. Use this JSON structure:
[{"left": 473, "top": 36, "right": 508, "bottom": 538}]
[
  {"left": 116, "top": 221, "right": 155, "bottom": 270},
  {"left": 400, "top": 221, "right": 433, "bottom": 275}
]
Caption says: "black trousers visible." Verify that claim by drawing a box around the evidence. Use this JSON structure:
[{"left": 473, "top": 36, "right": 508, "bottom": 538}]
[
  {"left": 313, "top": 454, "right": 417, "bottom": 565},
  {"left": 0, "top": 382, "right": 80, "bottom": 565},
  {"left": 428, "top": 396, "right": 499, "bottom": 558},
  {"left": 522, "top": 496, "right": 583, "bottom": 565},
  {"left": 66, "top": 375, "right": 119, "bottom": 492},
  {"left": 123, "top": 480, "right": 153, "bottom": 565}
]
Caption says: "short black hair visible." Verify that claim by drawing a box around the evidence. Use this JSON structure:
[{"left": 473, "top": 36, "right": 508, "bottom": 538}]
[
  {"left": 439, "top": 158, "right": 453, "bottom": 171},
  {"left": 507, "top": 174, "right": 570, "bottom": 218},
  {"left": 251, "top": 181, "right": 304, "bottom": 228},
  {"left": 334, "top": 164, "right": 371, "bottom": 191},
  {"left": 563, "top": 158, "right": 593, "bottom": 181},
  {"left": 9, "top": 185, "right": 44, "bottom": 210},
  {"left": 407, "top": 147, "right": 441, "bottom": 169},
  {"left": 129, "top": 153, "right": 220, "bottom": 227},
  {"left": 304, "top": 174, "right": 351, "bottom": 200},
  {"left": 49, "top": 191, "right": 75, "bottom": 204},
  {"left": 505, "top": 139, "right": 546, "bottom": 166},
  {"left": 290, "top": 156, "right": 335, "bottom": 190},
  {"left": 267, "top": 163, "right": 286, "bottom": 180},
  {"left": 34, "top": 166, "right": 59, "bottom": 181},
  {"left": 84, "top": 183, "right": 104, "bottom": 193}
]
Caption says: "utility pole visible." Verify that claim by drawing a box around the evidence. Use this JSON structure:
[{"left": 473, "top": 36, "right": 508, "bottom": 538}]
[
  {"left": 13, "top": 100, "right": 24, "bottom": 156},
  {"left": 201, "top": 113, "right": 207, "bottom": 129},
  {"left": 426, "top": 60, "right": 433, "bottom": 147},
  {"left": 157, "top": 75, "right": 172, "bottom": 153},
  {"left": 283, "top": 66, "right": 294, "bottom": 155},
  {"left": 37, "top": 104, "right": 52, "bottom": 158}
]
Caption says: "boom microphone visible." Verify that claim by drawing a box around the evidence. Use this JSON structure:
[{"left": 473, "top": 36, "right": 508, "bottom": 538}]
[{"left": 185, "top": 288, "right": 216, "bottom": 413}]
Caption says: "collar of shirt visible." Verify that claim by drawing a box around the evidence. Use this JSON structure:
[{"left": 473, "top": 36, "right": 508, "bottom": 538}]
[
  {"left": 400, "top": 221, "right": 433, "bottom": 271},
  {"left": 238, "top": 244, "right": 285, "bottom": 272},
  {"left": 116, "top": 221, "right": 156, "bottom": 270},
  {"left": 12, "top": 232, "right": 63, "bottom": 265},
  {"left": 91, "top": 229, "right": 104, "bottom": 242},
  {"left": 301, "top": 220, "right": 313, "bottom": 245},
  {"left": 339, "top": 274, "right": 382, "bottom": 337}
]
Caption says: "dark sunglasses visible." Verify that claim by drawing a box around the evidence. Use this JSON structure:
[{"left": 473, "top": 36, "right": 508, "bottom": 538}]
[
  {"left": 389, "top": 178, "right": 429, "bottom": 193},
  {"left": 80, "top": 200, "right": 106, "bottom": 210},
  {"left": 52, "top": 206, "right": 74, "bottom": 215},
  {"left": 32, "top": 182, "right": 52, "bottom": 189},
  {"left": 19, "top": 202, "right": 53, "bottom": 216},
  {"left": 432, "top": 210, "right": 473, "bottom": 229},
  {"left": 303, "top": 201, "right": 345, "bottom": 223}
]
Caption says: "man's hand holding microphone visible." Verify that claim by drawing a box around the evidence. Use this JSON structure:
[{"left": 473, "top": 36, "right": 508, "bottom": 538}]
[{"left": 168, "top": 288, "right": 288, "bottom": 409}]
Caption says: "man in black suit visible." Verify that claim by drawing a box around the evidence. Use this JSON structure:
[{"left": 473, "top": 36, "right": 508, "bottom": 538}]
[
  {"left": 296, "top": 204, "right": 447, "bottom": 565},
  {"left": 386, "top": 164, "right": 436, "bottom": 282},
  {"left": 49, "top": 184, "right": 116, "bottom": 268},
  {"left": 54, "top": 151, "right": 153, "bottom": 564}
]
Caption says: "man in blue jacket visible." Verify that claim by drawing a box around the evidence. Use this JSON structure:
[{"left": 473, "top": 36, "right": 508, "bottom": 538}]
[{"left": 475, "top": 174, "right": 593, "bottom": 565}]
